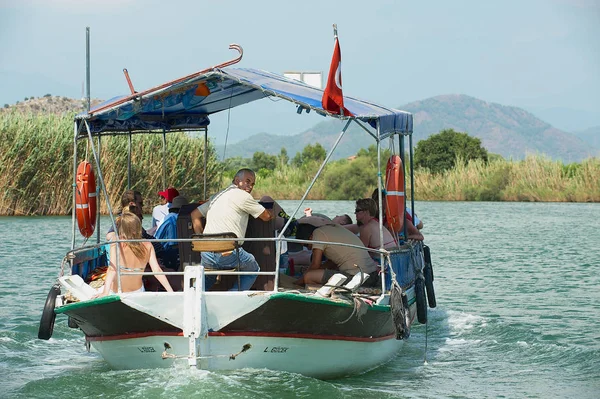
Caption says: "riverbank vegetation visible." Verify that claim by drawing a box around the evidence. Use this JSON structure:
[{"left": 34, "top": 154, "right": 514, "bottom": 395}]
[{"left": 1, "top": 112, "right": 598, "bottom": 215}]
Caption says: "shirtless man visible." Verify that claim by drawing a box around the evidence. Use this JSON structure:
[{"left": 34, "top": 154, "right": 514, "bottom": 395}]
[{"left": 354, "top": 198, "right": 397, "bottom": 253}]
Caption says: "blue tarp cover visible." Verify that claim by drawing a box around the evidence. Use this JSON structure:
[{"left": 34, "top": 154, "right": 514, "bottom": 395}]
[{"left": 78, "top": 68, "right": 412, "bottom": 138}]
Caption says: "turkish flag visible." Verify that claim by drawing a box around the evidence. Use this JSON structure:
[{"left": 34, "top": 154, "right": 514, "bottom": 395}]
[{"left": 322, "top": 38, "right": 353, "bottom": 116}]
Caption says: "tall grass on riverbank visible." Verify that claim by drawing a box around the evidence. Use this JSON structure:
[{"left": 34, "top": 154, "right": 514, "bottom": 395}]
[
  {"left": 0, "top": 111, "right": 220, "bottom": 215},
  {"left": 254, "top": 155, "right": 599, "bottom": 202},
  {"left": 414, "top": 156, "right": 600, "bottom": 202}
]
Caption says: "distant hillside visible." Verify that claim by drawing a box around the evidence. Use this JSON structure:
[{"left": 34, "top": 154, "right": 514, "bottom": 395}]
[
  {"left": 573, "top": 126, "right": 600, "bottom": 149},
  {"left": 219, "top": 95, "right": 598, "bottom": 162},
  {"left": 1, "top": 96, "right": 103, "bottom": 115}
]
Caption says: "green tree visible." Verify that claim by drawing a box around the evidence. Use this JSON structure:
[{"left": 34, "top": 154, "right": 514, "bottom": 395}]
[
  {"left": 414, "top": 129, "right": 488, "bottom": 173},
  {"left": 292, "top": 143, "right": 327, "bottom": 167},
  {"left": 322, "top": 156, "right": 377, "bottom": 200},
  {"left": 279, "top": 147, "right": 289, "bottom": 167},
  {"left": 222, "top": 156, "right": 251, "bottom": 173},
  {"left": 252, "top": 151, "right": 278, "bottom": 171}
]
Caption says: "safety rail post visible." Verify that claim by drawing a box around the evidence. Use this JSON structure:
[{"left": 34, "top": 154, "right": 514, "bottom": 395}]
[{"left": 183, "top": 265, "right": 205, "bottom": 367}]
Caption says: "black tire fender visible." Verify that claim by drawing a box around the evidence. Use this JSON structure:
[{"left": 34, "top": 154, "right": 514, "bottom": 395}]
[
  {"left": 424, "top": 263, "right": 437, "bottom": 308},
  {"left": 38, "top": 284, "right": 60, "bottom": 340},
  {"left": 415, "top": 276, "right": 427, "bottom": 324}
]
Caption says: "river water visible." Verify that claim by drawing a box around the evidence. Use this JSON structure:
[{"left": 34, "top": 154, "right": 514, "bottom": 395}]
[{"left": 1, "top": 201, "right": 598, "bottom": 399}]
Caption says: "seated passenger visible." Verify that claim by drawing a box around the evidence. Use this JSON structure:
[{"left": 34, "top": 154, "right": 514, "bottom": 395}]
[
  {"left": 354, "top": 198, "right": 398, "bottom": 255},
  {"left": 371, "top": 189, "right": 424, "bottom": 241},
  {"left": 191, "top": 168, "right": 273, "bottom": 291},
  {"left": 99, "top": 212, "right": 173, "bottom": 296},
  {"left": 149, "top": 187, "right": 179, "bottom": 235},
  {"left": 154, "top": 195, "right": 189, "bottom": 270},
  {"left": 293, "top": 218, "right": 380, "bottom": 288}
]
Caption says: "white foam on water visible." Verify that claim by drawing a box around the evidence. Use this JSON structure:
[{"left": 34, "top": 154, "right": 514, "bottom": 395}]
[{"left": 447, "top": 310, "right": 487, "bottom": 334}]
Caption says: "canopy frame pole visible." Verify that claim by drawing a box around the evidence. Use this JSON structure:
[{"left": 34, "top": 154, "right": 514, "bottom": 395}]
[
  {"left": 127, "top": 132, "right": 132, "bottom": 189},
  {"left": 376, "top": 120, "right": 386, "bottom": 295},
  {"left": 277, "top": 118, "right": 352, "bottom": 241},
  {"left": 96, "top": 133, "right": 101, "bottom": 244},
  {"left": 203, "top": 128, "right": 208, "bottom": 200},
  {"left": 399, "top": 133, "right": 407, "bottom": 240},
  {"left": 353, "top": 119, "right": 378, "bottom": 141},
  {"left": 275, "top": 118, "right": 352, "bottom": 291},
  {"left": 409, "top": 132, "right": 415, "bottom": 223},
  {"left": 84, "top": 120, "right": 121, "bottom": 292},
  {"left": 162, "top": 130, "right": 167, "bottom": 190},
  {"left": 71, "top": 122, "right": 81, "bottom": 250}
]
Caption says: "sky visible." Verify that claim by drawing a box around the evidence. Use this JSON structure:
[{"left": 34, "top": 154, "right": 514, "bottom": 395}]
[{"left": 1, "top": 0, "right": 599, "bottom": 142}]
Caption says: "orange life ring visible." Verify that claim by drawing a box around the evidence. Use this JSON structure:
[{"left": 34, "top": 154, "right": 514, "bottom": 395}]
[
  {"left": 385, "top": 155, "right": 405, "bottom": 233},
  {"left": 75, "top": 161, "right": 97, "bottom": 238}
]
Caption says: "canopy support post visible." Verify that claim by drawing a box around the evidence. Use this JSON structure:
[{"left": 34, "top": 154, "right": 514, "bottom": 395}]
[
  {"left": 400, "top": 134, "right": 407, "bottom": 240},
  {"left": 127, "top": 133, "right": 132, "bottom": 189},
  {"left": 71, "top": 122, "right": 80, "bottom": 250},
  {"left": 203, "top": 128, "right": 208, "bottom": 200},
  {"left": 376, "top": 120, "right": 386, "bottom": 295},
  {"left": 84, "top": 120, "right": 121, "bottom": 291},
  {"left": 409, "top": 132, "right": 415, "bottom": 223},
  {"left": 162, "top": 130, "right": 167, "bottom": 190},
  {"left": 353, "top": 119, "right": 378, "bottom": 141},
  {"left": 277, "top": 119, "right": 353, "bottom": 241},
  {"left": 96, "top": 134, "right": 101, "bottom": 244}
]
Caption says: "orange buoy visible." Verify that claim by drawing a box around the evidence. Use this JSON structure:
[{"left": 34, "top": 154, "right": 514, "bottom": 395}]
[
  {"left": 75, "top": 161, "right": 97, "bottom": 238},
  {"left": 385, "top": 155, "right": 405, "bottom": 233}
]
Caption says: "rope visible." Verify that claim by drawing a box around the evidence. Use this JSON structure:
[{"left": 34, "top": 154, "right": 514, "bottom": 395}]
[
  {"left": 221, "top": 83, "right": 235, "bottom": 162},
  {"left": 161, "top": 343, "right": 251, "bottom": 361}
]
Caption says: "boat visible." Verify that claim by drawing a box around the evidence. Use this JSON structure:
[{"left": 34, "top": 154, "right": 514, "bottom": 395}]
[{"left": 38, "top": 38, "right": 436, "bottom": 379}]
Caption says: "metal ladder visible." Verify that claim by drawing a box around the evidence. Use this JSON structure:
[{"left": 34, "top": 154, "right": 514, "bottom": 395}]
[{"left": 183, "top": 265, "right": 207, "bottom": 367}]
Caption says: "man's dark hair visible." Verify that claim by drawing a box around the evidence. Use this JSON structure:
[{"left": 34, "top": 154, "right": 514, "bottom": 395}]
[
  {"left": 356, "top": 198, "right": 378, "bottom": 217},
  {"left": 295, "top": 223, "right": 318, "bottom": 242},
  {"left": 119, "top": 190, "right": 143, "bottom": 213}
]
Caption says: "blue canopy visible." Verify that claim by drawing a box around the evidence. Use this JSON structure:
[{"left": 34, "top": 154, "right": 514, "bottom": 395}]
[{"left": 78, "top": 67, "right": 413, "bottom": 139}]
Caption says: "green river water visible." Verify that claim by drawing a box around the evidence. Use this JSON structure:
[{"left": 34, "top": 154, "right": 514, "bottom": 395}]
[{"left": 0, "top": 200, "right": 598, "bottom": 398}]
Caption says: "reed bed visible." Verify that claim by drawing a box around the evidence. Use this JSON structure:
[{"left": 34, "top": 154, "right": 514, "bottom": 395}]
[
  {"left": 1, "top": 111, "right": 598, "bottom": 216},
  {"left": 0, "top": 111, "right": 220, "bottom": 215},
  {"left": 413, "top": 156, "right": 600, "bottom": 202}
]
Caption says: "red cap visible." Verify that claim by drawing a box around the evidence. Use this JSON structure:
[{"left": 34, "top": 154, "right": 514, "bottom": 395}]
[{"left": 158, "top": 187, "right": 179, "bottom": 203}]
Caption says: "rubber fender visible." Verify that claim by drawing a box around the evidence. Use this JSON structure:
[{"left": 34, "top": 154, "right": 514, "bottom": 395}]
[
  {"left": 38, "top": 284, "right": 60, "bottom": 340},
  {"left": 423, "top": 262, "right": 437, "bottom": 308},
  {"left": 423, "top": 245, "right": 434, "bottom": 280},
  {"left": 415, "top": 276, "right": 427, "bottom": 324}
]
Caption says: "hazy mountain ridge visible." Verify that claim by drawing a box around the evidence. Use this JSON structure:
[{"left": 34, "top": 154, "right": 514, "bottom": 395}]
[
  {"left": 3, "top": 95, "right": 596, "bottom": 162},
  {"left": 220, "top": 94, "right": 598, "bottom": 162},
  {"left": 1, "top": 96, "right": 103, "bottom": 115},
  {"left": 573, "top": 126, "right": 600, "bottom": 150}
]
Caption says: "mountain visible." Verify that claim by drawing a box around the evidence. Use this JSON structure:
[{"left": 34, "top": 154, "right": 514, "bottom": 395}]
[
  {"left": 1, "top": 95, "right": 103, "bottom": 115},
  {"left": 219, "top": 94, "right": 598, "bottom": 162},
  {"left": 573, "top": 126, "right": 600, "bottom": 150}
]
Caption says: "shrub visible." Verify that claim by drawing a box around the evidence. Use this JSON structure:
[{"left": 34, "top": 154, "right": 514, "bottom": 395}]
[{"left": 414, "top": 129, "right": 488, "bottom": 174}]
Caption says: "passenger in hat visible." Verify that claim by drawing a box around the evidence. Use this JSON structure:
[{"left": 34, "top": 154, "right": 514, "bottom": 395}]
[
  {"left": 150, "top": 187, "right": 180, "bottom": 234},
  {"left": 154, "top": 195, "right": 189, "bottom": 270}
]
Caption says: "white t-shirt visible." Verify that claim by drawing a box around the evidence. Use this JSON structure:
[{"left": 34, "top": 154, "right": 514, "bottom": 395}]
[
  {"left": 406, "top": 207, "right": 421, "bottom": 227},
  {"left": 203, "top": 185, "right": 265, "bottom": 243},
  {"left": 152, "top": 203, "right": 171, "bottom": 229}
]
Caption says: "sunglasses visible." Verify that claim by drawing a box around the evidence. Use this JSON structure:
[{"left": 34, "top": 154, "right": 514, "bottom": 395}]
[{"left": 354, "top": 208, "right": 365, "bottom": 213}]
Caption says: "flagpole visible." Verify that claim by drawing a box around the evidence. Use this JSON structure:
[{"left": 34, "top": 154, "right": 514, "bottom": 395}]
[{"left": 332, "top": 24, "right": 343, "bottom": 116}]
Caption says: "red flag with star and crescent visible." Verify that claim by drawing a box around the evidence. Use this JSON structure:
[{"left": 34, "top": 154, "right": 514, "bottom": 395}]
[{"left": 322, "top": 37, "right": 353, "bottom": 116}]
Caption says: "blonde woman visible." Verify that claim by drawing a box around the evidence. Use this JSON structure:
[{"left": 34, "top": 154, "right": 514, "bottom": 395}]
[{"left": 99, "top": 212, "right": 173, "bottom": 296}]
